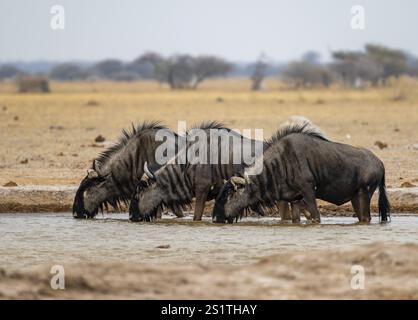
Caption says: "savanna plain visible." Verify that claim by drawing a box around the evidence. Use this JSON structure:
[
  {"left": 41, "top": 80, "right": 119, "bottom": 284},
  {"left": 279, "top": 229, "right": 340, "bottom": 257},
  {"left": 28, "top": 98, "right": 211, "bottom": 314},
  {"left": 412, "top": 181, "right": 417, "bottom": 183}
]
[{"left": 1, "top": 78, "right": 418, "bottom": 299}]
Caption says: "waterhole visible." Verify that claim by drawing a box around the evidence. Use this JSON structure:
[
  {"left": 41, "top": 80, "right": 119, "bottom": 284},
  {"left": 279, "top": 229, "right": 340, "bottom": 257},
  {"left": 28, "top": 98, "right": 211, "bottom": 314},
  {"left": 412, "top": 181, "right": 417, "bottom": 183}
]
[{"left": 1, "top": 213, "right": 417, "bottom": 269}]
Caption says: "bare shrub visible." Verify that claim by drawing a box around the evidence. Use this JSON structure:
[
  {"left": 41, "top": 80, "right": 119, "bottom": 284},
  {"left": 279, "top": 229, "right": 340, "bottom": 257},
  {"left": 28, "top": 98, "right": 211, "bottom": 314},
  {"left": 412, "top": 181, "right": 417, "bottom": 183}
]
[{"left": 16, "top": 76, "right": 50, "bottom": 93}]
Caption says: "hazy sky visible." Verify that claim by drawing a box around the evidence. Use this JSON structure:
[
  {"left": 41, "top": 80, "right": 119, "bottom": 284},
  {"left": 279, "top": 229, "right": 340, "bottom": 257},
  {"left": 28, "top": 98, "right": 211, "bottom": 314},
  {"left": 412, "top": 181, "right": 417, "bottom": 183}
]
[{"left": 1, "top": 0, "right": 417, "bottom": 62}]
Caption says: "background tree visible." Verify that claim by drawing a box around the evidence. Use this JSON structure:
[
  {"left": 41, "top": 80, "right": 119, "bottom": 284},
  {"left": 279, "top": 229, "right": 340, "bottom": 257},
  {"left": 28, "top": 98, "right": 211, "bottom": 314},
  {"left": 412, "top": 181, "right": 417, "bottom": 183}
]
[
  {"left": 192, "top": 55, "right": 232, "bottom": 89},
  {"left": 49, "top": 63, "right": 87, "bottom": 81},
  {"left": 0, "top": 64, "right": 22, "bottom": 80},
  {"left": 283, "top": 61, "right": 333, "bottom": 88},
  {"left": 365, "top": 44, "right": 407, "bottom": 84},
  {"left": 251, "top": 54, "right": 269, "bottom": 91},
  {"left": 330, "top": 51, "right": 384, "bottom": 87},
  {"left": 152, "top": 54, "right": 232, "bottom": 89},
  {"left": 91, "top": 59, "right": 124, "bottom": 79},
  {"left": 129, "top": 52, "right": 165, "bottom": 79}
]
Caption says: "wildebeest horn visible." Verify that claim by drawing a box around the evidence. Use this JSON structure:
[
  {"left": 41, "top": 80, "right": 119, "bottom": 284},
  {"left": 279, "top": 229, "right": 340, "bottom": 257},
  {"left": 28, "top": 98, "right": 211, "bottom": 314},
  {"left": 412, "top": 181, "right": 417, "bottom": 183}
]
[
  {"left": 244, "top": 172, "right": 251, "bottom": 184},
  {"left": 87, "top": 169, "right": 98, "bottom": 179},
  {"left": 92, "top": 159, "right": 99, "bottom": 171},
  {"left": 143, "top": 161, "right": 154, "bottom": 179},
  {"left": 231, "top": 176, "right": 246, "bottom": 185}
]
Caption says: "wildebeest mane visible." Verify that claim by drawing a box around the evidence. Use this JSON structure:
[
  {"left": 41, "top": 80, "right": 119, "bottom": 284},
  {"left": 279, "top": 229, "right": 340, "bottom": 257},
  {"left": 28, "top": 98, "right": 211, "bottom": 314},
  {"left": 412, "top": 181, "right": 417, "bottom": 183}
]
[
  {"left": 265, "top": 122, "right": 328, "bottom": 147},
  {"left": 95, "top": 120, "right": 168, "bottom": 169},
  {"left": 185, "top": 120, "right": 229, "bottom": 135}
]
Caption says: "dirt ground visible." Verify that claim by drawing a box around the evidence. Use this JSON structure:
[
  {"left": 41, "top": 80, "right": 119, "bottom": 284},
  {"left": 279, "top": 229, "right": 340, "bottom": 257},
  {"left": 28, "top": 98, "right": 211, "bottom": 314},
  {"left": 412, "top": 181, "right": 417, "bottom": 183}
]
[
  {"left": 1, "top": 242, "right": 417, "bottom": 299},
  {"left": 0, "top": 78, "right": 418, "bottom": 188}
]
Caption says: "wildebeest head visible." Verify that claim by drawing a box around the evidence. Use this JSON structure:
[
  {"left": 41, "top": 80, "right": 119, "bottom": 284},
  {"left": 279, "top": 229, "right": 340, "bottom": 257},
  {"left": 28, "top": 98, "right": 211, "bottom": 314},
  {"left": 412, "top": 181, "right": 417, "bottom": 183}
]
[
  {"left": 212, "top": 174, "right": 259, "bottom": 223},
  {"left": 72, "top": 160, "right": 117, "bottom": 219},
  {"left": 129, "top": 162, "right": 165, "bottom": 222}
]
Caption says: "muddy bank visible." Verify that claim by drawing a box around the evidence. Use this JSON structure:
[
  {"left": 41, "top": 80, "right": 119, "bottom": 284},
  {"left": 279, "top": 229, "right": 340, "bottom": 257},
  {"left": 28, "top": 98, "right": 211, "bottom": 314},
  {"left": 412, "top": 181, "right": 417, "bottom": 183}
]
[
  {"left": 1, "top": 243, "right": 417, "bottom": 299},
  {"left": 1, "top": 185, "right": 418, "bottom": 214}
]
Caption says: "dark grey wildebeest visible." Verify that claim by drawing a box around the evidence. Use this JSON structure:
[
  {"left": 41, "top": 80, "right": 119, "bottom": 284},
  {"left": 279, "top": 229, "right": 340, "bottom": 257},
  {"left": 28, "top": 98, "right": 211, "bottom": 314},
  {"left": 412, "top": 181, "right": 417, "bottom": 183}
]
[
  {"left": 212, "top": 123, "right": 390, "bottom": 224},
  {"left": 129, "top": 121, "right": 264, "bottom": 222},
  {"left": 73, "top": 121, "right": 183, "bottom": 219}
]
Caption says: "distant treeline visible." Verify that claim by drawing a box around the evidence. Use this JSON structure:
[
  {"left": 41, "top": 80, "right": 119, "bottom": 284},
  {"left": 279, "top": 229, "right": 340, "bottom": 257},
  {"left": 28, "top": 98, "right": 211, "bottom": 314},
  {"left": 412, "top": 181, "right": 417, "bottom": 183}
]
[{"left": 1, "top": 44, "right": 418, "bottom": 90}]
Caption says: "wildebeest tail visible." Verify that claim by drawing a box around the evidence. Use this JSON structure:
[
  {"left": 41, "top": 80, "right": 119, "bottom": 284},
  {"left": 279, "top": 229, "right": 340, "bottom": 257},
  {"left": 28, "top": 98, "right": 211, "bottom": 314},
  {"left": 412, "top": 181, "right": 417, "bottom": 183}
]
[{"left": 378, "top": 171, "right": 390, "bottom": 222}]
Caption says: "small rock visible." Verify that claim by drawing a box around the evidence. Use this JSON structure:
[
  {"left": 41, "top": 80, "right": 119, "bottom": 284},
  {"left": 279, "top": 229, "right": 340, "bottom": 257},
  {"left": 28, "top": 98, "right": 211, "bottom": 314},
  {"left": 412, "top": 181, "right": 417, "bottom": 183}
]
[
  {"left": 216, "top": 97, "right": 224, "bottom": 103},
  {"left": 72, "top": 153, "right": 78, "bottom": 157},
  {"left": 400, "top": 181, "right": 416, "bottom": 188},
  {"left": 156, "top": 245, "right": 170, "bottom": 249},
  {"left": 49, "top": 125, "right": 65, "bottom": 130},
  {"left": 412, "top": 144, "right": 418, "bottom": 150},
  {"left": 86, "top": 100, "right": 99, "bottom": 106},
  {"left": 89, "top": 143, "right": 104, "bottom": 148},
  {"left": 57, "top": 152, "right": 64, "bottom": 156},
  {"left": 394, "top": 128, "right": 400, "bottom": 132},
  {"left": 13, "top": 116, "right": 19, "bottom": 121},
  {"left": 2, "top": 106, "right": 7, "bottom": 111},
  {"left": 374, "top": 141, "right": 388, "bottom": 149},
  {"left": 361, "top": 121, "right": 368, "bottom": 126},
  {"left": 315, "top": 98, "right": 325, "bottom": 104},
  {"left": 3, "top": 181, "right": 18, "bottom": 187},
  {"left": 95, "top": 135, "right": 106, "bottom": 143},
  {"left": 345, "top": 134, "right": 351, "bottom": 139},
  {"left": 20, "top": 158, "right": 28, "bottom": 164}
]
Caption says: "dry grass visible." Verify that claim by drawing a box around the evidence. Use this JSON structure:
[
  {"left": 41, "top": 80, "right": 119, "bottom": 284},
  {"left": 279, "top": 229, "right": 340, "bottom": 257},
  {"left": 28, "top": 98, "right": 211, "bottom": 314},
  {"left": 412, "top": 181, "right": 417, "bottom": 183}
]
[{"left": 0, "top": 78, "right": 417, "bottom": 186}]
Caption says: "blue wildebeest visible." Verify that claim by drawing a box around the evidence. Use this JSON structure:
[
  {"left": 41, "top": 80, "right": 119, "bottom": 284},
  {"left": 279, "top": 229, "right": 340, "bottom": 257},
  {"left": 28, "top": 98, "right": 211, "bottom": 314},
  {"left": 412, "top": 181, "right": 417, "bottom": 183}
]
[
  {"left": 129, "top": 121, "right": 264, "bottom": 221},
  {"left": 72, "top": 121, "right": 184, "bottom": 219},
  {"left": 212, "top": 123, "right": 390, "bottom": 224}
]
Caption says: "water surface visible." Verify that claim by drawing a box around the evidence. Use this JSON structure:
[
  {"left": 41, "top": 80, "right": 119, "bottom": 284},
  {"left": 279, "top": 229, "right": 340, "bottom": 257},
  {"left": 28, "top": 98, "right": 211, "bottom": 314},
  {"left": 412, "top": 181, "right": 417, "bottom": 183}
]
[{"left": 1, "top": 213, "right": 417, "bottom": 269}]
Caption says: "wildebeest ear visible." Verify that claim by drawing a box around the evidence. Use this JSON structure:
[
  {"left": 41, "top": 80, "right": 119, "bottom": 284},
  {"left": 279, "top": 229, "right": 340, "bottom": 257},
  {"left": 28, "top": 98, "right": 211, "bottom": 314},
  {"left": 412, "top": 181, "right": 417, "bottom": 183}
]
[{"left": 87, "top": 169, "right": 99, "bottom": 179}]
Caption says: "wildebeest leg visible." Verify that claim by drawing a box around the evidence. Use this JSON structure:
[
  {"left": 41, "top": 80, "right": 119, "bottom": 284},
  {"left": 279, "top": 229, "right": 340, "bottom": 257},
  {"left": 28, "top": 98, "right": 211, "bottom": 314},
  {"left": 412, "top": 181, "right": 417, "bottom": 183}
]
[
  {"left": 301, "top": 189, "right": 321, "bottom": 223},
  {"left": 156, "top": 207, "right": 162, "bottom": 219},
  {"left": 173, "top": 207, "right": 185, "bottom": 218},
  {"left": 290, "top": 202, "right": 301, "bottom": 223},
  {"left": 351, "top": 193, "right": 362, "bottom": 221},
  {"left": 193, "top": 189, "right": 209, "bottom": 221},
  {"left": 301, "top": 205, "right": 311, "bottom": 220},
  {"left": 279, "top": 201, "right": 291, "bottom": 221},
  {"left": 358, "top": 188, "right": 371, "bottom": 223}
]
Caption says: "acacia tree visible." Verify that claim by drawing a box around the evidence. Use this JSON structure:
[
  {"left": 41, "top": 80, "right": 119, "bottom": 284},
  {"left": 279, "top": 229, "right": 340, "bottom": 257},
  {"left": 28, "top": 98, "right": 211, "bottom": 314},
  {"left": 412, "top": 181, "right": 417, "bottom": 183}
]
[
  {"left": 49, "top": 63, "right": 87, "bottom": 80},
  {"left": 91, "top": 59, "right": 124, "bottom": 79},
  {"left": 129, "top": 52, "right": 165, "bottom": 80},
  {"left": 331, "top": 51, "right": 384, "bottom": 87},
  {"left": 365, "top": 44, "right": 407, "bottom": 84},
  {"left": 283, "top": 61, "right": 333, "bottom": 88},
  {"left": 151, "top": 54, "right": 232, "bottom": 89},
  {"left": 192, "top": 56, "right": 232, "bottom": 89}
]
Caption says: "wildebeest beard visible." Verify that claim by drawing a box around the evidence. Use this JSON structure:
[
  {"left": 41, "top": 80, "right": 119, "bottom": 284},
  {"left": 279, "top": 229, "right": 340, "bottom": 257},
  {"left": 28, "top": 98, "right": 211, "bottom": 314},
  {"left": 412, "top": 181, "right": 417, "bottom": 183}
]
[
  {"left": 213, "top": 181, "right": 264, "bottom": 223},
  {"left": 72, "top": 175, "right": 129, "bottom": 219}
]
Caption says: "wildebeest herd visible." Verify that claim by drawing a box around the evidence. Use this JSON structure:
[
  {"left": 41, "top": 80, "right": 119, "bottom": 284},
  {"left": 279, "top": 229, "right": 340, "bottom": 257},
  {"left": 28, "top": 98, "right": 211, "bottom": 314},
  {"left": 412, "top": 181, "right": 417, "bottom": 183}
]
[{"left": 73, "top": 117, "right": 390, "bottom": 224}]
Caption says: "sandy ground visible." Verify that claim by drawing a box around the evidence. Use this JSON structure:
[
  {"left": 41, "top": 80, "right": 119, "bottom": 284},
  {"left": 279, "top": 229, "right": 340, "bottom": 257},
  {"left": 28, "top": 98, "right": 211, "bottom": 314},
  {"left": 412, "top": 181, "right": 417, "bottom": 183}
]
[
  {"left": 1, "top": 242, "right": 417, "bottom": 299},
  {"left": 1, "top": 185, "right": 418, "bottom": 213},
  {"left": 1, "top": 78, "right": 418, "bottom": 188}
]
